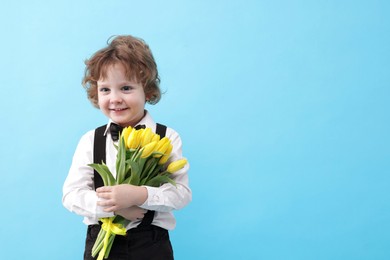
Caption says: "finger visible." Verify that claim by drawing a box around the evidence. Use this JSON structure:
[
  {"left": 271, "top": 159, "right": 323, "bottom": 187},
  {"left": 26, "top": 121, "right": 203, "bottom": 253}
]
[
  {"left": 96, "top": 192, "right": 112, "bottom": 199},
  {"left": 104, "top": 205, "right": 119, "bottom": 212},
  {"left": 96, "top": 186, "right": 112, "bottom": 193},
  {"left": 136, "top": 210, "right": 146, "bottom": 217},
  {"left": 97, "top": 199, "right": 114, "bottom": 207},
  {"left": 130, "top": 206, "right": 146, "bottom": 212}
]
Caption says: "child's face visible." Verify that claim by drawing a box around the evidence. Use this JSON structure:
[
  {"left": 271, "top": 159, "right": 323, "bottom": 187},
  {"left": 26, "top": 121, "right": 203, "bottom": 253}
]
[{"left": 97, "top": 63, "right": 146, "bottom": 127}]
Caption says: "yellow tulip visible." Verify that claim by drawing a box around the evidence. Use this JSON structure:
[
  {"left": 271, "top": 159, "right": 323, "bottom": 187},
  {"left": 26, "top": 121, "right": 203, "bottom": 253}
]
[
  {"left": 140, "top": 128, "right": 153, "bottom": 147},
  {"left": 155, "top": 137, "right": 169, "bottom": 152},
  {"left": 158, "top": 144, "right": 173, "bottom": 164},
  {"left": 166, "top": 158, "right": 187, "bottom": 173},
  {"left": 124, "top": 128, "right": 134, "bottom": 148},
  {"left": 156, "top": 141, "right": 170, "bottom": 155},
  {"left": 159, "top": 155, "right": 169, "bottom": 165},
  {"left": 165, "top": 143, "right": 173, "bottom": 156},
  {"left": 127, "top": 129, "right": 141, "bottom": 149},
  {"left": 151, "top": 134, "right": 160, "bottom": 143},
  {"left": 121, "top": 126, "right": 132, "bottom": 143},
  {"left": 153, "top": 137, "right": 170, "bottom": 159},
  {"left": 140, "top": 141, "right": 158, "bottom": 158}
]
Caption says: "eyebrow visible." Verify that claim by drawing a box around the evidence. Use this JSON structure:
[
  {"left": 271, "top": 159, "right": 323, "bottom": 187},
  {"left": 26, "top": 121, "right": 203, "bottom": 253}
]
[{"left": 97, "top": 81, "right": 137, "bottom": 87}]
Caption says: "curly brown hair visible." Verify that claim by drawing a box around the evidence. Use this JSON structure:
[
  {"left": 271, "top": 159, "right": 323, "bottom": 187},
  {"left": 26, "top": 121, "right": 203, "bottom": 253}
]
[{"left": 82, "top": 35, "right": 161, "bottom": 108}]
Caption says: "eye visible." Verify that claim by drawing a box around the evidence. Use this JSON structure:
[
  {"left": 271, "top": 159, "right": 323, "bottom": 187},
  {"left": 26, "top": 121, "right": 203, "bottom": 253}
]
[
  {"left": 122, "top": 86, "right": 133, "bottom": 91},
  {"left": 99, "top": 87, "right": 110, "bottom": 93}
]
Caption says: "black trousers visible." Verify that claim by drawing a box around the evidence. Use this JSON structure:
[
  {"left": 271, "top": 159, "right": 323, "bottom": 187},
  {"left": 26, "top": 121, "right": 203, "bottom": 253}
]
[{"left": 84, "top": 224, "right": 174, "bottom": 260}]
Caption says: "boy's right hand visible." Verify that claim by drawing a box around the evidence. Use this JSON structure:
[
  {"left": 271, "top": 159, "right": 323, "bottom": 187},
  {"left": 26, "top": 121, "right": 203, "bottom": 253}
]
[
  {"left": 115, "top": 206, "right": 147, "bottom": 221},
  {"left": 96, "top": 184, "right": 148, "bottom": 212}
]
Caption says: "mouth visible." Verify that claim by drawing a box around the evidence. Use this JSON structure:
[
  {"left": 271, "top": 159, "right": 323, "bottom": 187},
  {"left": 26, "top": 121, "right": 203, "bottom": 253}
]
[{"left": 110, "top": 108, "right": 128, "bottom": 112}]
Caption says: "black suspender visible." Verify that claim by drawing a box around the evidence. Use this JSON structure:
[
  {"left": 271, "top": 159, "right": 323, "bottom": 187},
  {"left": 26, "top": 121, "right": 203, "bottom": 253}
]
[
  {"left": 155, "top": 123, "right": 167, "bottom": 140},
  {"left": 93, "top": 125, "right": 107, "bottom": 190},
  {"left": 93, "top": 123, "right": 167, "bottom": 227}
]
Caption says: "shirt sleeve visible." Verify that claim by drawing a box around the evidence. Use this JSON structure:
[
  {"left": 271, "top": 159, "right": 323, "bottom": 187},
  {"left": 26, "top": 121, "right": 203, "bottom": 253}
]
[
  {"left": 62, "top": 131, "right": 114, "bottom": 220},
  {"left": 140, "top": 128, "right": 192, "bottom": 212}
]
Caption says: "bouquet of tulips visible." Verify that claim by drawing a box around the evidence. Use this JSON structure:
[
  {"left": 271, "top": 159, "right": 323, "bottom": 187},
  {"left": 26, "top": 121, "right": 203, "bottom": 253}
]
[{"left": 88, "top": 126, "right": 187, "bottom": 260}]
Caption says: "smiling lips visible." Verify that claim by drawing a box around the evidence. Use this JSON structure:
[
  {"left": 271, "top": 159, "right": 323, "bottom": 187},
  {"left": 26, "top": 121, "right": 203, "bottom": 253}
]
[{"left": 110, "top": 108, "right": 128, "bottom": 111}]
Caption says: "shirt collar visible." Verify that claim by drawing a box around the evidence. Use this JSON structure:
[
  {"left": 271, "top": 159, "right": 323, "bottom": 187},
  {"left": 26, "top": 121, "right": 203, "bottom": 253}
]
[{"left": 103, "top": 110, "right": 155, "bottom": 136}]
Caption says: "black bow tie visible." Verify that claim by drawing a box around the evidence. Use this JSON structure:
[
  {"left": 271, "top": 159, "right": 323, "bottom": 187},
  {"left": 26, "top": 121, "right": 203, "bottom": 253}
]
[{"left": 109, "top": 123, "right": 146, "bottom": 141}]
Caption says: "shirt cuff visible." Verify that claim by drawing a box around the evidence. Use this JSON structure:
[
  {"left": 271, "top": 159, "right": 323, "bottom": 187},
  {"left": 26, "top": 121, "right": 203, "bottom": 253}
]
[
  {"left": 96, "top": 207, "right": 115, "bottom": 218},
  {"left": 140, "top": 186, "right": 164, "bottom": 208},
  {"left": 96, "top": 197, "right": 115, "bottom": 218}
]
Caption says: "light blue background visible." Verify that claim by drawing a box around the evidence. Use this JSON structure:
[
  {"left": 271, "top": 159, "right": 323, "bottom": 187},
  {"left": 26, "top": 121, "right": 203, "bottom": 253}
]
[{"left": 0, "top": 1, "right": 389, "bottom": 259}]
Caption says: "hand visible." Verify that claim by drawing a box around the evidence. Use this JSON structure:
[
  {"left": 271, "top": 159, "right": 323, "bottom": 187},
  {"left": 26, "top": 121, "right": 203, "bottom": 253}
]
[
  {"left": 115, "top": 206, "right": 147, "bottom": 221},
  {"left": 96, "top": 184, "right": 148, "bottom": 212}
]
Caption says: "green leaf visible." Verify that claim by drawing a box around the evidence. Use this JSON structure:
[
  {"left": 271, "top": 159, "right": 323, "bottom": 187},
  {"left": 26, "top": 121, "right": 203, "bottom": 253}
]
[
  {"left": 127, "top": 159, "right": 140, "bottom": 174},
  {"left": 139, "top": 160, "right": 159, "bottom": 186},
  {"left": 143, "top": 158, "right": 160, "bottom": 179},
  {"left": 145, "top": 175, "right": 176, "bottom": 187},
  {"left": 123, "top": 158, "right": 141, "bottom": 185},
  {"left": 126, "top": 150, "right": 133, "bottom": 160},
  {"left": 116, "top": 137, "right": 127, "bottom": 184},
  {"left": 88, "top": 163, "right": 115, "bottom": 186},
  {"left": 128, "top": 169, "right": 140, "bottom": 186},
  {"left": 122, "top": 175, "right": 131, "bottom": 184},
  {"left": 124, "top": 162, "right": 131, "bottom": 180}
]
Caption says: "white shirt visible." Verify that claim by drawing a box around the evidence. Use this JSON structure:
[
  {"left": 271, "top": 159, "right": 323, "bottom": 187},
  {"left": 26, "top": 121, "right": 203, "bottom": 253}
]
[{"left": 62, "top": 111, "right": 192, "bottom": 230}]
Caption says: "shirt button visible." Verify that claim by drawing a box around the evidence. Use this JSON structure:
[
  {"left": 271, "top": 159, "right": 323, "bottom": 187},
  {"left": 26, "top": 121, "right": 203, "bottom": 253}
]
[{"left": 153, "top": 195, "right": 160, "bottom": 202}]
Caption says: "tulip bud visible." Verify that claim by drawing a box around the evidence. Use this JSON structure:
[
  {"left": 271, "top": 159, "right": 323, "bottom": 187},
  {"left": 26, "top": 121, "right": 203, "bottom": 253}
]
[
  {"left": 166, "top": 158, "right": 187, "bottom": 173},
  {"left": 140, "top": 128, "right": 153, "bottom": 147},
  {"left": 121, "top": 126, "right": 132, "bottom": 144},
  {"left": 140, "top": 141, "right": 158, "bottom": 158},
  {"left": 154, "top": 138, "right": 170, "bottom": 159},
  {"left": 156, "top": 142, "right": 170, "bottom": 156},
  {"left": 156, "top": 137, "right": 170, "bottom": 151},
  {"left": 127, "top": 129, "right": 141, "bottom": 149},
  {"left": 158, "top": 144, "right": 173, "bottom": 164},
  {"left": 151, "top": 134, "right": 160, "bottom": 143}
]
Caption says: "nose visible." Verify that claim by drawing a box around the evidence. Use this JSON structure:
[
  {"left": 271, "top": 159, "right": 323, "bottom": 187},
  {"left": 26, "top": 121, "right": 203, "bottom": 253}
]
[{"left": 110, "top": 90, "right": 123, "bottom": 104}]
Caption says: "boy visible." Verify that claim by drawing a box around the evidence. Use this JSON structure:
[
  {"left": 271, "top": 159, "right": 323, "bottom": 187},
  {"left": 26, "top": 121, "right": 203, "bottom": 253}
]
[{"left": 62, "top": 35, "right": 191, "bottom": 260}]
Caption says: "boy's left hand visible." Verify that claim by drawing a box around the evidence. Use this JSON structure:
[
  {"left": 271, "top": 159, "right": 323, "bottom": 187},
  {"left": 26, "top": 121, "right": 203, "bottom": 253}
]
[
  {"left": 96, "top": 184, "right": 148, "bottom": 212},
  {"left": 115, "top": 206, "right": 147, "bottom": 221}
]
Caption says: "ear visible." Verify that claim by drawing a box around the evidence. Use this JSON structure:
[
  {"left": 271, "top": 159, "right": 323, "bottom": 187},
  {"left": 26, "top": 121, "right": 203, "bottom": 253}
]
[{"left": 145, "top": 93, "right": 151, "bottom": 103}]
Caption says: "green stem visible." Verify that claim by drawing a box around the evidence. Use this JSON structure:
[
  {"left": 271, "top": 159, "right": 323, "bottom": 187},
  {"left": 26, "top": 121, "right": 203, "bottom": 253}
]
[
  {"left": 144, "top": 161, "right": 162, "bottom": 184},
  {"left": 131, "top": 148, "right": 142, "bottom": 161},
  {"left": 92, "top": 229, "right": 106, "bottom": 257},
  {"left": 104, "top": 235, "right": 116, "bottom": 258}
]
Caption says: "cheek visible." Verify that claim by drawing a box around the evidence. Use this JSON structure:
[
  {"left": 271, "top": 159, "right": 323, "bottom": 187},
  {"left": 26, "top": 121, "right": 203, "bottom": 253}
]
[
  {"left": 136, "top": 96, "right": 147, "bottom": 107},
  {"left": 127, "top": 93, "right": 146, "bottom": 105},
  {"left": 139, "top": 91, "right": 147, "bottom": 103},
  {"left": 97, "top": 95, "right": 108, "bottom": 108}
]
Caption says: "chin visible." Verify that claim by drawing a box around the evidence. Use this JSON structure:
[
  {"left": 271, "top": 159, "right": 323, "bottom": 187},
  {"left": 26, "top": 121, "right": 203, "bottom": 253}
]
[{"left": 114, "top": 119, "right": 133, "bottom": 127}]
